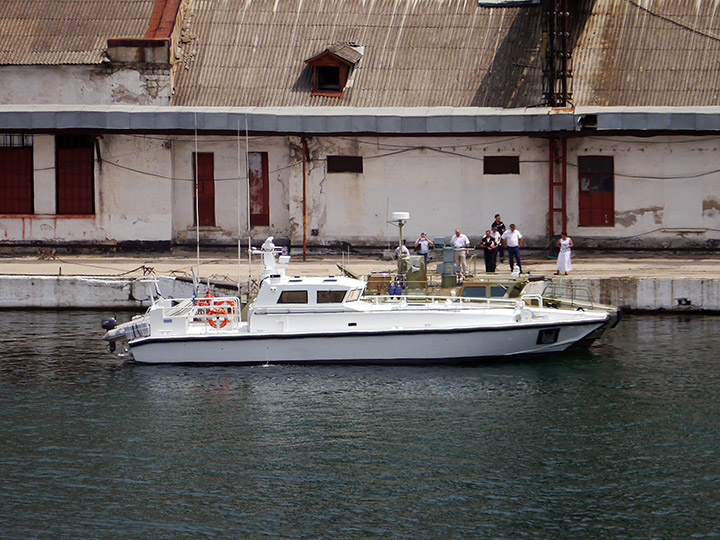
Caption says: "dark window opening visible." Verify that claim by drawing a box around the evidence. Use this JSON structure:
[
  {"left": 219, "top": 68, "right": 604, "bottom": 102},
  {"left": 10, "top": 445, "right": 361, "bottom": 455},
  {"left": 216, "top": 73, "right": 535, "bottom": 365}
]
[
  {"left": 327, "top": 155, "right": 363, "bottom": 173},
  {"left": 56, "top": 135, "right": 94, "bottom": 215},
  {"left": 484, "top": 156, "right": 520, "bottom": 175},
  {"left": 278, "top": 290, "right": 308, "bottom": 304},
  {"left": 537, "top": 328, "right": 560, "bottom": 345},
  {"left": 0, "top": 134, "right": 33, "bottom": 214},
  {"left": 317, "top": 66, "right": 341, "bottom": 92},
  {"left": 317, "top": 290, "right": 347, "bottom": 303},
  {"left": 578, "top": 156, "right": 614, "bottom": 227}
]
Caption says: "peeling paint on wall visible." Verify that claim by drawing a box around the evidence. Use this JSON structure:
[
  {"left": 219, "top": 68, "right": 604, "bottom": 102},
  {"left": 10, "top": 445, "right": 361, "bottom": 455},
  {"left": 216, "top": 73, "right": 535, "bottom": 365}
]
[
  {"left": 615, "top": 206, "right": 664, "bottom": 227},
  {"left": 702, "top": 197, "right": 720, "bottom": 218}
]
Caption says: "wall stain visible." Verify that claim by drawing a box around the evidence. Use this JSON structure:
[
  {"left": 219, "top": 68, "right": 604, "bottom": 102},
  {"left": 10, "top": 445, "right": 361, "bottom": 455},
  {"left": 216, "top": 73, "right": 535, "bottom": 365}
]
[
  {"left": 615, "top": 206, "right": 664, "bottom": 227},
  {"left": 702, "top": 197, "right": 720, "bottom": 217}
]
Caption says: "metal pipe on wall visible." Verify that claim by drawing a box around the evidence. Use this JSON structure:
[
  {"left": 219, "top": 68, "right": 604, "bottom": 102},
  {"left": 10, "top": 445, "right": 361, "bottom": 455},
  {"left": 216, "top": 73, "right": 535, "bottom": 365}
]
[{"left": 301, "top": 136, "right": 309, "bottom": 261}]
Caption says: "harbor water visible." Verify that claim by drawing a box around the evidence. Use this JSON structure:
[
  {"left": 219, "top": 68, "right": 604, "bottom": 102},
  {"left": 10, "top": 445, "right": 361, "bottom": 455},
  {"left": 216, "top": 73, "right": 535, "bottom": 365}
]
[{"left": 1, "top": 311, "right": 719, "bottom": 539}]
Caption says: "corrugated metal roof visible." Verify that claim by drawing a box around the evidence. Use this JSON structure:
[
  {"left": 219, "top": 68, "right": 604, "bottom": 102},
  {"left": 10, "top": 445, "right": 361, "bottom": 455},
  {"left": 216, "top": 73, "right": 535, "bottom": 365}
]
[
  {"left": 0, "top": 0, "right": 156, "bottom": 65},
  {"left": 172, "top": 0, "right": 543, "bottom": 107},
  {"left": 573, "top": 0, "right": 720, "bottom": 106}
]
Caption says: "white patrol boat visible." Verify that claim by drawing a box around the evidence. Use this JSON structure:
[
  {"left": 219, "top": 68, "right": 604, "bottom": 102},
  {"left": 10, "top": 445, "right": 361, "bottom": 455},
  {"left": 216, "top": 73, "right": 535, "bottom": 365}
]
[{"left": 102, "top": 237, "right": 609, "bottom": 365}]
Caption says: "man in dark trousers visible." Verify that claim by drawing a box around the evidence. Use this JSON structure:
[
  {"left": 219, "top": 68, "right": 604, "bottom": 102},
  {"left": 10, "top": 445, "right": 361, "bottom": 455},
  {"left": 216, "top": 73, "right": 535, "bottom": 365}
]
[
  {"left": 479, "top": 230, "right": 498, "bottom": 272},
  {"left": 491, "top": 214, "right": 506, "bottom": 262}
]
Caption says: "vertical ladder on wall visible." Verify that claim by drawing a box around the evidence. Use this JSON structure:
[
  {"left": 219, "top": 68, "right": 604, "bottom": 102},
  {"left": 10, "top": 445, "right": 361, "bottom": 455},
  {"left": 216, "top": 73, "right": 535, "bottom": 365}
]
[{"left": 548, "top": 137, "right": 567, "bottom": 238}]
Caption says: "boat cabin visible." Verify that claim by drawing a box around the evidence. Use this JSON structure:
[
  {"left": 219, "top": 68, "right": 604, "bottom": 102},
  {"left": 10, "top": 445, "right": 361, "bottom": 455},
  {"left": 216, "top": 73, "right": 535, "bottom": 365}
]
[{"left": 252, "top": 275, "right": 366, "bottom": 312}]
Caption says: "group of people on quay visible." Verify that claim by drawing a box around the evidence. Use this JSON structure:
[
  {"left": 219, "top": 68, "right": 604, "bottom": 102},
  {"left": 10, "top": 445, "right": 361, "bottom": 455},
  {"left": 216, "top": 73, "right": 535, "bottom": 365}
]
[{"left": 399, "top": 213, "right": 573, "bottom": 277}]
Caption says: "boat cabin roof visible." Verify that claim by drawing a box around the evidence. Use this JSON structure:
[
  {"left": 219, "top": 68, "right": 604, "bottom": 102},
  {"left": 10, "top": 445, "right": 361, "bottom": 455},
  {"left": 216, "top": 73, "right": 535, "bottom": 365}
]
[{"left": 254, "top": 274, "right": 366, "bottom": 307}]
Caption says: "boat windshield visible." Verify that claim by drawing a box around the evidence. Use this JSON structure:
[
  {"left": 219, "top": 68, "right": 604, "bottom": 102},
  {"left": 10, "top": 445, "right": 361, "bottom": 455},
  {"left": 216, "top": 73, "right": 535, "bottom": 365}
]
[{"left": 346, "top": 289, "right": 361, "bottom": 302}]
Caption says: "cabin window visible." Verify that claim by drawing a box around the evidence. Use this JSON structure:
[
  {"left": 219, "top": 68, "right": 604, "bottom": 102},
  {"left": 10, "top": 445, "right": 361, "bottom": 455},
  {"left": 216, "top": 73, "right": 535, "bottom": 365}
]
[
  {"left": 327, "top": 156, "right": 363, "bottom": 173},
  {"left": 484, "top": 156, "right": 519, "bottom": 175},
  {"left": 56, "top": 134, "right": 94, "bottom": 215},
  {"left": 317, "top": 290, "right": 347, "bottom": 303},
  {"left": 277, "top": 290, "right": 308, "bottom": 304},
  {"left": 346, "top": 289, "right": 361, "bottom": 302},
  {"left": 0, "top": 134, "right": 33, "bottom": 214},
  {"left": 578, "top": 156, "right": 614, "bottom": 227}
]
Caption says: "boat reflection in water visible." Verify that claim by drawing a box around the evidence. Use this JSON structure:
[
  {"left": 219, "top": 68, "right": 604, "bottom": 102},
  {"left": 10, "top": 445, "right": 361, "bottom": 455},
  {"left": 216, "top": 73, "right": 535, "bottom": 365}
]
[{"left": 102, "top": 237, "right": 609, "bottom": 365}]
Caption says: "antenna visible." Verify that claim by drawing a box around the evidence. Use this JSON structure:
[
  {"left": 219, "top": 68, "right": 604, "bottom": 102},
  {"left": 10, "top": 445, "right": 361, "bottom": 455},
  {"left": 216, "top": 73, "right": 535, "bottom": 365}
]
[{"left": 388, "top": 211, "right": 410, "bottom": 250}]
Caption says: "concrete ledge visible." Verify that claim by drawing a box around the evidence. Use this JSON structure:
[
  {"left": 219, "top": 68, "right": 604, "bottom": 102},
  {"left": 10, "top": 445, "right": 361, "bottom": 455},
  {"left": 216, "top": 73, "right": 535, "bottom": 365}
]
[
  {"left": 547, "top": 277, "right": 720, "bottom": 312},
  {"left": 0, "top": 275, "right": 236, "bottom": 309}
]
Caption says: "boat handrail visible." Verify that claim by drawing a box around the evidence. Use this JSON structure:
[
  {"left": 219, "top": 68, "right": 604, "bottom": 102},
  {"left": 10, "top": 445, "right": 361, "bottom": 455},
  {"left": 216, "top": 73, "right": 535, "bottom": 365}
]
[
  {"left": 542, "top": 281, "right": 596, "bottom": 308},
  {"left": 366, "top": 294, "right": 522, "bottom": 309}
]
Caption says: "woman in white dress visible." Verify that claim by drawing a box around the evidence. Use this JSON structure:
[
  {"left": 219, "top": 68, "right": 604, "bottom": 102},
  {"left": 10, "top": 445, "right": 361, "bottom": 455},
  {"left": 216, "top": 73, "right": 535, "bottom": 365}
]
[{"left": 555, "top": 231, "right": 573, "bottom": 275}]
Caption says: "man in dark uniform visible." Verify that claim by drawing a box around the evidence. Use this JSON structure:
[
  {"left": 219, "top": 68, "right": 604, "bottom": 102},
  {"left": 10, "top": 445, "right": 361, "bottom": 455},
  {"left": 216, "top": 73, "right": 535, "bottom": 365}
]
[{"left": 491, "top": 214, "right": 506, "bottom": 262}]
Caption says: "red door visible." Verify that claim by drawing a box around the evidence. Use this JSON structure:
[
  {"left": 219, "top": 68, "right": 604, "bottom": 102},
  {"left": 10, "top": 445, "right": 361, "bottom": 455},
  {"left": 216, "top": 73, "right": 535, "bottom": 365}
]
[
  {"left": 578, "top": 156, "right": 614, "bottom": 227},
  {"left": 248, "top": 152, "right": 269, "bottom": 227},
  {"left": 57, "top": 135, "right": 94, "bottom": 215},
  {"left": 0, "top": 147, "right": 33, "bottom": 214},
  {"left": 193, "top": 152, "right": 215, "bottom": 226}
]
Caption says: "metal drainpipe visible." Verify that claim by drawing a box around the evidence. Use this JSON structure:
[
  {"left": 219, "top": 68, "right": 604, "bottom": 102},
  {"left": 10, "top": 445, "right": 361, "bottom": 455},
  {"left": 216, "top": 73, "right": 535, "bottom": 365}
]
[{"left": 301, "top": 137, "right": 309, "bottom": 261}]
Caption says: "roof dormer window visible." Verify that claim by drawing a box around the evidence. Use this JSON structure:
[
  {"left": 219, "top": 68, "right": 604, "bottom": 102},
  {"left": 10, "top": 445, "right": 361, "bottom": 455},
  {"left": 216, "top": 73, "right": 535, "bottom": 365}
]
[
  {"left": 305, "top": 43, "right": 363, "bottom": 98},
  {"left": 317, "top": 66, "right": 341, "bottom": 92}
]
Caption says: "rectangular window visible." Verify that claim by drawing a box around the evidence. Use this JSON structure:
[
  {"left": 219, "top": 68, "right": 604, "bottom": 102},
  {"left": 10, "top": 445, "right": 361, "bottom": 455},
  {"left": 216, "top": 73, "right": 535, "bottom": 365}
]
[
  {"left": 578, "top": 156, "right": 614, "bottom": 227},
  {"left": 248, "top": 151, "right": 269, "bottom": 227},
  {"left": 277, "top": 290, "right": 308, "bottom": 304},
  {"left": 484, "top": 156, "right": 520, "bottom": 175},
  {"left": 56, "top": 135, "right": 94, "bottom": 215},
  {"left": 317, "top": 290, "right": 347, "bottom": 303},
  {"left": 327, "top": 156, "right": 363, "bottom": 173},
  {"left": 0, "top": 134, "right": 33, "bottom": 214}
]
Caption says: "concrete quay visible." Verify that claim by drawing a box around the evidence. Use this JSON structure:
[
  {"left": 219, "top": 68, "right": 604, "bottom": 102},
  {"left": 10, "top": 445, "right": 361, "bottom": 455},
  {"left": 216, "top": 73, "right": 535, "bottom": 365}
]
[{"left": 0, "top": 250, "right": 719, "bottom": 311}]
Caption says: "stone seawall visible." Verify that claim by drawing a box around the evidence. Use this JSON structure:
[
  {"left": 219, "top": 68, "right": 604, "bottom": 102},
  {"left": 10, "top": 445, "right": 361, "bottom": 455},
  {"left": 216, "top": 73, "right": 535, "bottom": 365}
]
[
  {"left": 526, "top": 277, "right": 720, "bottom": 312},
  {"left": 0, "top": 276, "right": 239, "bottom": 309},
  {"left": 2, "top": 274, "right": 719, "bottom": 311}
]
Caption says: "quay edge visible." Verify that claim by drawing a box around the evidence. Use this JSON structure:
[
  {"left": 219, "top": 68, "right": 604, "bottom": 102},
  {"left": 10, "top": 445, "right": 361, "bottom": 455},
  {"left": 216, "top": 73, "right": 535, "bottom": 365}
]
[{"left": 1, "top": 275, "right": 720, "bottom": 312}]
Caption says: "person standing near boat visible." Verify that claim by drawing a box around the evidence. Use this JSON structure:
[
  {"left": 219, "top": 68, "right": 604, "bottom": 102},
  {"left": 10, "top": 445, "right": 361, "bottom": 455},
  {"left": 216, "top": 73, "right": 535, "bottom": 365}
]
[
  {"left": 501, "top": 223, "right": 523, "bottom": 273},
  {"left": 479, "top": 230, "right": 498, "bottom": 272},
  {"left": 414, "top": 232, "right": 434, "bottom": 265},
  {"left": 555, "top": 231, "right": 573, "bottom": 275},
  {"left": 491, "top": 214, "right": 506, "bottom": 263},
  {"left": 450, "top": 228, "right": 470, "bottom": 277},
  {"left": 394, "top": 240, "right": 410, "bottom": 259}
]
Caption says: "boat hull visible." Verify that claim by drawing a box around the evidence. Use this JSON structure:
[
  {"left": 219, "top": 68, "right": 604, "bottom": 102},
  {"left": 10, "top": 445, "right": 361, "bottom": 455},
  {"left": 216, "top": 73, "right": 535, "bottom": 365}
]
[{"left": 127, "top": 319, "right": 606, "bottom": 365}]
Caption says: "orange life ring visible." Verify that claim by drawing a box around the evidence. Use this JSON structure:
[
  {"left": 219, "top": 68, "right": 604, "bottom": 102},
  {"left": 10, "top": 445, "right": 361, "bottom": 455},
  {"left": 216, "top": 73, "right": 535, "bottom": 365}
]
[
  {"left": 213, "top": 299, "right": 235, "bottom": 308},
  {"left": 198, "top": 293, "right": 213, "bottom": 307},
  {"left": 207, "top": 307, "right": 229, "bottom": 329}
]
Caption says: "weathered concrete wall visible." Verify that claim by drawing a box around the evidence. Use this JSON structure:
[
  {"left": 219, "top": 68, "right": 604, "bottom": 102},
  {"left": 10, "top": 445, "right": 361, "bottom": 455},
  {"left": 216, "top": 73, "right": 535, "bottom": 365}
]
[
  {"left": 0, "top": 65, "right": 171, "bottom": 106},
  {"left": 0, "top": 275, "right": 239, "bottom": 309},
  {"left": 544, "top": 277, "right": 720, "bottom": 312},
  {"left": 0, "top": 135, "right": 172, "bottom": 243},
  {"left": 168, "top": 134, "right": 550, "bottom": 248},
  {"left": 4, "top": 131, "right": 720, "bottom": 249},
  {"left": 566, "top": 136, "right": 720, "bottom": 249}
]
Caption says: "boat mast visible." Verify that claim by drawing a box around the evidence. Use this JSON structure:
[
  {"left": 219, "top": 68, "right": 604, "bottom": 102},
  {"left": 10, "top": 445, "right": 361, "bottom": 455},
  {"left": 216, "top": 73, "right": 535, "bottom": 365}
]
[
  {"left": 193, "top": 111, "right": 201, "bottom": 294},
  {"left": 245, "top": 115, "right": 252, "bottom": 289}
]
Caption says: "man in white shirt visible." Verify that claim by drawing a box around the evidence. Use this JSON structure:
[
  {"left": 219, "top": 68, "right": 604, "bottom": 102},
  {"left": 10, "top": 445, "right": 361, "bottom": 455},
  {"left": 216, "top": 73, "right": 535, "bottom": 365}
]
[
  {"left": 501, "top": 223, "right": 523, "bottom": 273},
  {"left": 394, "top": 240, "right": 410, "bottom": 259},
  {"left": 450, "top": 228, "right": 470, "bottom": 277}
]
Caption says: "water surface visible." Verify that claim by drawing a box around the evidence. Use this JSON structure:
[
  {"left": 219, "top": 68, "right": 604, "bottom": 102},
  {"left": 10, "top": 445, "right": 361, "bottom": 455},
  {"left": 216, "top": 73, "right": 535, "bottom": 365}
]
[{"left": 1, "top": 311, "right": 718, "bottom": 539}]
